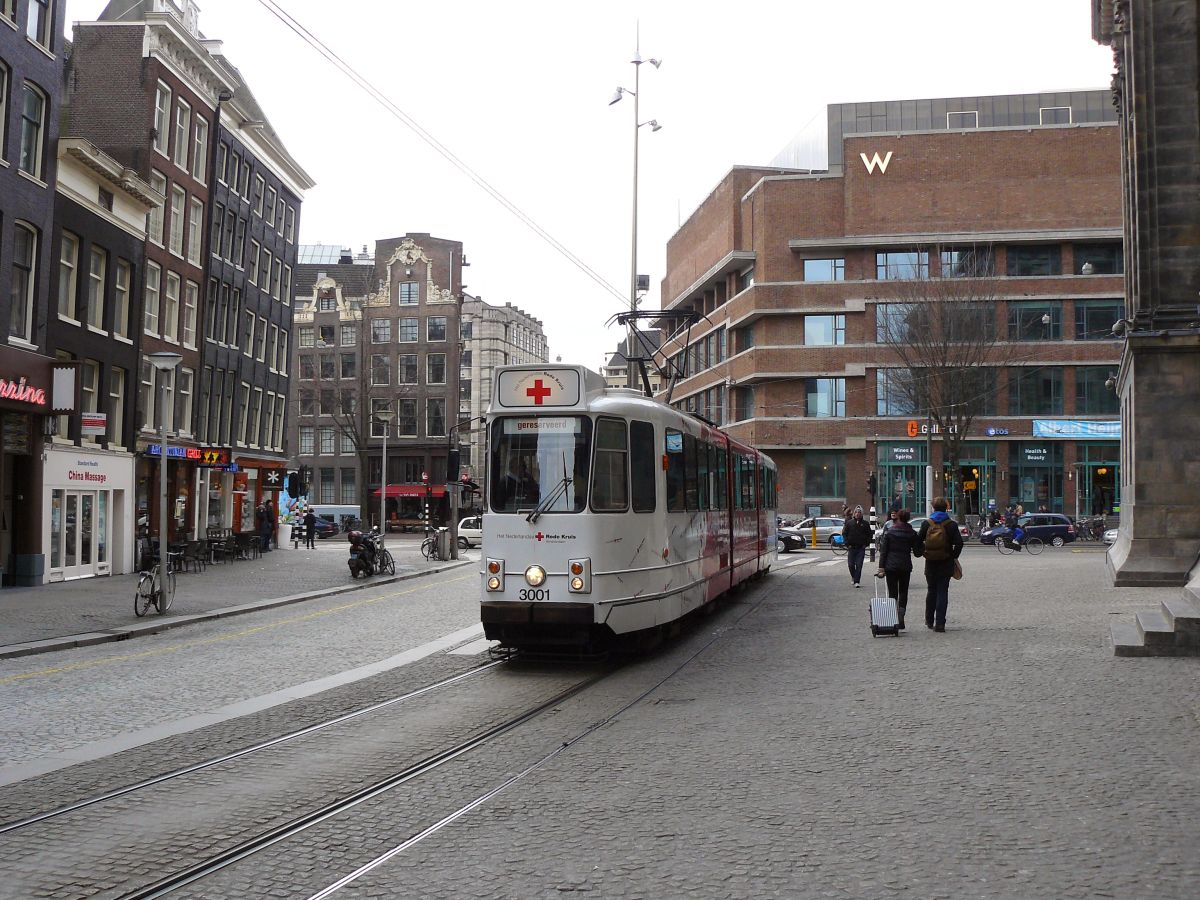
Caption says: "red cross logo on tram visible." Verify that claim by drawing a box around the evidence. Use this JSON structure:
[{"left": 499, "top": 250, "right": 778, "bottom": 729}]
[{"left": 526, "top": 379, "right": 552, "bottom": 405}]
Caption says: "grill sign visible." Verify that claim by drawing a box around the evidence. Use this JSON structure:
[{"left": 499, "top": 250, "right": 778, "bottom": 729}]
[{"left": 497, "top": 369, "right": 580, "bottom": 408}]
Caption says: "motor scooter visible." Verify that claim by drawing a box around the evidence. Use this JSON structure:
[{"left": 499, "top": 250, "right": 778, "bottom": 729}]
[{"left": 347, "top": 527, "right": 381, "bottom": 578}]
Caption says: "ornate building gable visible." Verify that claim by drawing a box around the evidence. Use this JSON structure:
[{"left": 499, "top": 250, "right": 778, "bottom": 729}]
[{"left": 369, "top": 239, "right": 456, "bottom": 307}]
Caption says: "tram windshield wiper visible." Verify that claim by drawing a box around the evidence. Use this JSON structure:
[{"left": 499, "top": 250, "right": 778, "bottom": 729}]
[{"left": 526, "top": 453, "right": 571, "bottom": 523}]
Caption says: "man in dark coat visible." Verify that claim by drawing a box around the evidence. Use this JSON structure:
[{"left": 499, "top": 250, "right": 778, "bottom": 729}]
[
  {"left": 914, "top": 496, "right": 965, "bottom": 632},
  {"left": 841, "top": 506, "right": 874, "bottom": 588},
  {"left": 303, "top": 508, "right": 317, "bottom": 550}
]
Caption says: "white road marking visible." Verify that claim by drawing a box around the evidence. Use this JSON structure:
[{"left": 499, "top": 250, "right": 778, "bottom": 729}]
[
  {"left": 818, "top": 559, "right": 843, "bottom": 567},
  {"left": 0, "top": 623, "right": 486, "bottom": 787},
  {"left": 448, "top": 637, "right": 499, "bottom": 656},
  {"left": 779, "top": 557, "right": 818, "bottom": 568}
]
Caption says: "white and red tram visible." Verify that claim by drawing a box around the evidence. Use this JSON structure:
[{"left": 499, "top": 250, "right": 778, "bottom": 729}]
[{"left": 481, "top": 364, "right": 778, "bottom": 651}]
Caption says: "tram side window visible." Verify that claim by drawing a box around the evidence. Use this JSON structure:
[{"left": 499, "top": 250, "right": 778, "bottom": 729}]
[
  {"left": 591, "top": 418, "right": 629, "bottom": 512},
  {"left": 630, "top": 420, "right": 656, "bottom": 512},
  {"left": 683, "top": 433, "right": 699, "bottom": 510},
  {"left": 665, "top": 428, "right": 685, "bottom": 512},
  {"left": 757, "top": 465, "right": 765, "bottom": 509},
  {"left": 715, "top": 446, "right": 727, "bottom": 510},
  {"left": 740, "top": 457, "right": 754, "bottom": 509},
  {"left": 697, "top": 441, "right": 710, "bottom": 510}
]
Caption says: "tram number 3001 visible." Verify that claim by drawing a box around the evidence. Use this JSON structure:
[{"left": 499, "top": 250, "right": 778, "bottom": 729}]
[{"left": 519, "top": 588, "right": 549, "bottom": 601}]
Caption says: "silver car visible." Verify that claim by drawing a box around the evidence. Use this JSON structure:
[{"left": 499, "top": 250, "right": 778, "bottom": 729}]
[
  {"left": 1103, "top": 527, "right": 1118, "bottom": 545},
  {"left": 796, "top": 517, "right": 846, "bottom": 547}
]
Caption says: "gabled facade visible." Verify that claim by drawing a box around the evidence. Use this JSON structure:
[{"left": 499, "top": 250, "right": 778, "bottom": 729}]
[
  {"left": 63, "top": 0, "right": 310, "bottom": 555},
  {"left": 44, "top": 137, "right": 159, "bottom": 580},
  {"left": 0, "top": 0, "right": 75, "bottom": 585}
]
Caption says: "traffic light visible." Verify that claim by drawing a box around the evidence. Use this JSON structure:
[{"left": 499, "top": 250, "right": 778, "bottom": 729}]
[
  {"left": 287, "top": 471, "right": 301, "bottom": 497},
  {"left": 447, "top": 448, "right": 460, "bottom": 482}
]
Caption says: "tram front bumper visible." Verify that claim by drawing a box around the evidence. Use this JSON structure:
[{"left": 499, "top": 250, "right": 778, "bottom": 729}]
[{"left": 481, "top": 601, "right": 594, "bottom": 626}]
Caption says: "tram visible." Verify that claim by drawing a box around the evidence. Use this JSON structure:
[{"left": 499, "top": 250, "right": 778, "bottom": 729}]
[{"left": 480, "top": 364, "right": 778, "bottom": 652}]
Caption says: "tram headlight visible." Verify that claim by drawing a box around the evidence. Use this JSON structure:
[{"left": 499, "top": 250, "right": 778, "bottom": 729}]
[
  {"left": 524, "top": 565, "right": 546, "bottom": 587},
  {"left": 567, "top": 558, "right": 591, "bottom": 594},
  {"left": 485, "top": 558, "right": 504, "bottom": 592}
]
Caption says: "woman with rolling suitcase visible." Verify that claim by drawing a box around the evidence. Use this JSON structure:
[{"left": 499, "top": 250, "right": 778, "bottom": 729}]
[{"left": 875, "top": 507, "right": 919, "bottom": 629}]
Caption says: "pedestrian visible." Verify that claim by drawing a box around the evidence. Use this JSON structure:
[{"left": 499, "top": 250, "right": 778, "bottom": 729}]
[
  {"left": 914, "top": 496, "right": 965, "bottom": 632},
  {"left": 303, "top": 508, "right": 317, "bottom": 550},
  {"left": 875, "top": 507, "right": 919, "bottom": 629},
  {"left": 841, "top": 506, "right": 873, "bottom": 588},
  {"left": 889, "top": 493, "right": 902, "bottom": 514},
  {"left": 259, "top": 499, "right": 274, "bottom": 552}
]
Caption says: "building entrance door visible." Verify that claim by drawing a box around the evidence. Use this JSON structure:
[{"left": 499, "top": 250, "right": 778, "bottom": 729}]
[{"left": 52, "top": 490, "right": 100, "bottom": 580}]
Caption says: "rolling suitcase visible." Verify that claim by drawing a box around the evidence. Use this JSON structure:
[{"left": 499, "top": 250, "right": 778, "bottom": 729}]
[{"left": 869, "top": 574, "right": 901, "bottom": 637}]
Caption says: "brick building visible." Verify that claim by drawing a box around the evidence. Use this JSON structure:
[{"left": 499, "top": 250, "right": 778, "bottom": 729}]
[
  {"left": 0, "top": 0, "right": 73, "bottom": 584},
  {"left": 658, "top": 92, "right": 1125, "bottom": 524},
  {"left": 197, "top": 52, "right": 313, "bottom": 536},
  {"left": 63, "top": 0, "right": 310, "bottom": 556},
  {"left": 292, "top": 235, "right": 467, "bottom": 530}
]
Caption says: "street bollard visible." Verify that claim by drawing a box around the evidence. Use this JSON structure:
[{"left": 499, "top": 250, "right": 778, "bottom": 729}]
[{"left": 868, "top": 505, "right": 878, "bottom": 562}]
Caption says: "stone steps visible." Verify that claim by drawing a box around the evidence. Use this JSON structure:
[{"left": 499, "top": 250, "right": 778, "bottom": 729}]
[{"left": 1111, "top": 593, "right": 1200, "bottom": 657}]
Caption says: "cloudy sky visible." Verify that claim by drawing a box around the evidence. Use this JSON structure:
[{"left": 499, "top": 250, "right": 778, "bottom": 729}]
[{"left": 66, "top": 0, "right": 1113, "bottom": 369}]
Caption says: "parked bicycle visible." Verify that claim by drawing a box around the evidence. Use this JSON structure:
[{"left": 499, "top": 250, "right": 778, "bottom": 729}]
[{"left": 134, "top": 562, "right": 176, "bottom": 616}]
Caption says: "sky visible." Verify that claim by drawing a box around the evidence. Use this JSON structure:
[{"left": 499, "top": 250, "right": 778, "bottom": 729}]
[{"left": 66, "top": 0, "right": 1114, "bottom": 370}]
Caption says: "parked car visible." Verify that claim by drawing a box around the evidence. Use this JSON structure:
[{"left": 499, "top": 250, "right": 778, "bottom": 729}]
[
  {"left": 457, "top": 516, "right": 483, "bottom": 549},
  {"left": 1103, "top": 527, "right": 1119, "bottom": 545},
  {"left": 795, "top": 517, "right": 845, "bottom": 546},
  {"left": 980, "top": 513, "right": 1077, "bottom": 547},
  {"left": 312, "top": 517, "right": 339, "bottom": 539},
  {"left": 777, "top": 526, "right": 808, "bottom": 553}
]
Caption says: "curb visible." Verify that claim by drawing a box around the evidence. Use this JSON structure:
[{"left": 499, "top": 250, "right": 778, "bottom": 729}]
[{"left": 0, "top": 559, "right": 476, "bottom": 661}]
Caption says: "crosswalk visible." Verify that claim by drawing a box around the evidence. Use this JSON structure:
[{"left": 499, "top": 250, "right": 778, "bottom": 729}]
[{"left": 778, "top": 556, "right": 847, "bottom": 570}]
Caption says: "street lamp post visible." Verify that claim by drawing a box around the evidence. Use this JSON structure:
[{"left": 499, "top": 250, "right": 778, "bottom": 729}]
[
  {"left": 376, "top": 407, "right": 395, "bottom": 548},
  {"left": 447, "top": 415, "right": 486, "bottom": 561},
  {"left": 610, "top": 45, "right": 661, "bottom": 388},
  {"left": 148, "top": 351, "right": 182, "bottom": 612}
]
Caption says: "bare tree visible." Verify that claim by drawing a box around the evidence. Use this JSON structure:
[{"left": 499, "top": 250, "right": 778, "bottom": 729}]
[{"left": 876, "top": 246, "right": 1020, "bottom": 514}]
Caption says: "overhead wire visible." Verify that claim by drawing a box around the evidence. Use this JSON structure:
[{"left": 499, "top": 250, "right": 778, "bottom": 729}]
[{"left": 252, "top": 0, "right": 629, "bottom": 311}]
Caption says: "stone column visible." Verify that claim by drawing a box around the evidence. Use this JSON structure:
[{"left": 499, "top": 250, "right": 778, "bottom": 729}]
[{"left": 1096, "top": 0, "right": 1200, "bottom": 587}]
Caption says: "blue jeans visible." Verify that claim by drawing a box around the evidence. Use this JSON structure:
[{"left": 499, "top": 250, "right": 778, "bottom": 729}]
[
  {"left": 925, "top": 573, "right": 951, "bottom": 626},
  {"left": 847, "top": 546, "right": 866, "bottom": 584}
]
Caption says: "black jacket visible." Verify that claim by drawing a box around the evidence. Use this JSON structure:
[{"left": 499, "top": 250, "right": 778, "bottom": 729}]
[
  {"left": 915, "top": 516, "right": 964, "bottom": 577},
  {"left": 878, "top": 522, "right": 918, "bottom": 572},
  {"left": 842, "top": 516, "right": 873, "bottom": 548}
]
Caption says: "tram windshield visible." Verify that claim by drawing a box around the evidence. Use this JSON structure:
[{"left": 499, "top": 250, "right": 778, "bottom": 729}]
[{"left": 490, "top": 416, "right": 592, "bottom": 514}]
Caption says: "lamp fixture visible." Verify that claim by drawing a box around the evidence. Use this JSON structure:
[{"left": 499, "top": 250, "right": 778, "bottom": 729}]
[
  {"left": 609, "top": 87, "right": 628, "bottom": 106},
  {"left": 1041, "top": 312, "right": 1052, "bottom": 326},
  {"left": 1081, "top": 261, "right": 1095, "bottom": 275},
  {"left": 1111, "top": 318, "right": 1131, "bottom": 337}
]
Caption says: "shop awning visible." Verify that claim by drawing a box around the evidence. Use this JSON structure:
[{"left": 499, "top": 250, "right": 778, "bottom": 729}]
[{"left": 373, "top": 484, "right": 447, "bottom": 498}]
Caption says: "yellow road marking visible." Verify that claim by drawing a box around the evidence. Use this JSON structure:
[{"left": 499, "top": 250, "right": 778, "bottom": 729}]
[{"left": 0, "top": 573, "right": 476, "bottom": 687}]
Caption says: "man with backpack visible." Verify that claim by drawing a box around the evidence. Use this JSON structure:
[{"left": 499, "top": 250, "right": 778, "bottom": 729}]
[{"left": 914, "top": 496, "right": 964, "bottom": 632}]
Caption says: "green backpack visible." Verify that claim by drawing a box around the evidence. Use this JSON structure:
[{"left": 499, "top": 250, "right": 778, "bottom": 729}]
[{"left": 924, "top": 520, "right": 950, "bottom": 561}]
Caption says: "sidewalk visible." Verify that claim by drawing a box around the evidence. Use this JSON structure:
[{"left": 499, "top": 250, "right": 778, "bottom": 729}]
[{"left": 0, "top": 535, "right": 474, "bottom": 659}]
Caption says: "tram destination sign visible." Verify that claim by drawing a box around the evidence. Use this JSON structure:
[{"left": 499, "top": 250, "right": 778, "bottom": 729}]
[
  {"left": 497, "top": 368, "right": 581, "bottom": 408},
  {"left": 502, "top": 417, "right": 581, "bottom": 434}
]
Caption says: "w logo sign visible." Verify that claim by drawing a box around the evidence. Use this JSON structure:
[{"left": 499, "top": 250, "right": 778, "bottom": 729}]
[{"left": 860, "top": 151, "right": 894, "bottom": 174}]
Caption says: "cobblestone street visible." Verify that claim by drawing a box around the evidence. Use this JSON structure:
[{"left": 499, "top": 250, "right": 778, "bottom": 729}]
[{"left": 3, "top": 545, "right": 1199, "bottom": 896}]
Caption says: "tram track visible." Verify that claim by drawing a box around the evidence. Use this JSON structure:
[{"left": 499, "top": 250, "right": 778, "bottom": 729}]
[
  {"left": 168, "top": 573, "right": 792, "bottom": 899},
  {"left": 0, "top": 658, "right": 506, "bottom": 837}
]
